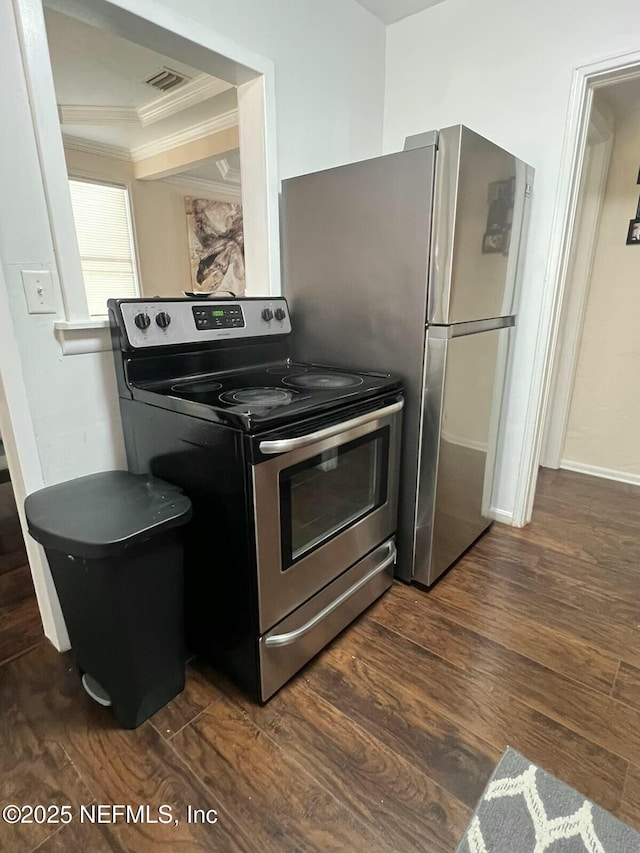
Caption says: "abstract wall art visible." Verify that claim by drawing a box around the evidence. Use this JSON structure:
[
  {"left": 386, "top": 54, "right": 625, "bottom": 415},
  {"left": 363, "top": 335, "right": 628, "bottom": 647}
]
[{"left": 184, "top": 198, "right": 245, "bottom": 293}]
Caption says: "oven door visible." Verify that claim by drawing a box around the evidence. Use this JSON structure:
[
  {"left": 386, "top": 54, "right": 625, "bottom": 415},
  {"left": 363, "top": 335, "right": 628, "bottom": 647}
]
[{"left": 252, "top": 398, "right": 403, "bottom": 632}]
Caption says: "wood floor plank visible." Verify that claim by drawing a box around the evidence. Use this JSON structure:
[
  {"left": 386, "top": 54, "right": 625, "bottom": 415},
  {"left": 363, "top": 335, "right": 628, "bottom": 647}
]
[
  {"left": 0, "top": 595, "right": 43, "bottom": 667},
  {"left": 506, "top": 509, "right": 605, "bottom": 564},
  {"left": 534, "top": 466, "right": 640, "bottom": 506},
  {"left": 0, "top": 542, "right": 42, "bottom": 667},
  {"left": 533, "top": 469, "right": 640, "bottom": 569},
  {"left": 468, "top": 534, "right": 640, "bottom": 629},
  {"left": 370, "top": 584, "right": 640, "bottom": 763},
  {"left": 619, "top": 763, "right": 640, "bottom": 832},
  {"left": 0, "top": 742, "right": 94, "bottom": 852},
  {"left": 0, "top": 547, "right": 29, "bottom": 575},
  {"left": 3, "top": 646, "right": 255, "bottom": 853},
  {"left": 217, "top": 671, "right": 471, "bottom": 852},
  {"left": 612, "top": 662, "right": 640, "bottom": 710},
  {"left": 468, "top": 527, "right": 542, "bottom": 568},
  {"left": 0, "top": 564, "right": 35, "bottom": 609},
  {"left": 406, "top": 568, "right": 619, "bottom": 694},
  {"left": 34, "top": 817, "right": 127, "bottom": 853},
  {"left": 150, "top": 659, "right": 222, "bottom": 740},
  {"left": 432, "top": 560, "right": 640, "bottom": 670},
  {"left": 172, "top": 692, "right": 385, "bottom": 852},
  {"left": 324, "top": 617, "right": 627, "bottom": 812},
  {"left": 598, "top": 534, "right": 640, "bottom": 572},
  {"left": 0, "top": 525, "right": 27, "bottom": 557},
  {"left": 534, "top": 545, "right": 640, "bottom": 602},
  {"left": 302, "top": 644, "right": 500, "bottom": 811},
  {"left": 0, "top": 649, "right": 93, "bottom": 852}
]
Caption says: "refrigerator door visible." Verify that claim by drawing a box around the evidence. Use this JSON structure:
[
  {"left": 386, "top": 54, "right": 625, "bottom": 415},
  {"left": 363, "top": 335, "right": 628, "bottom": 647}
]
[
  {"left": 429, "top": 125, "right": 532, "bottom": 325},
  {"left": 282, "top": 144, "right": 436, "bottom": 582},
  {"left": 413, "top": 317, "right": 514, "bottom": 586}
]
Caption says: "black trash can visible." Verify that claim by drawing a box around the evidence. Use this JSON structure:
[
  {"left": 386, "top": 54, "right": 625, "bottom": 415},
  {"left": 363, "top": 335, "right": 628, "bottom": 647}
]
[{"left": 25, "top": 470, "right": 192, "bottom": 729}]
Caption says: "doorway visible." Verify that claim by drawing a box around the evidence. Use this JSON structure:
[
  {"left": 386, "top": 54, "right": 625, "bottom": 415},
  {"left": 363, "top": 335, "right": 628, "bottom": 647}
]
[
  {"left": 541, "top": 77, "right": 640, "bottom": 490},
  {"left": 518, "top": 50, "right": 640, "bottom": 522}
]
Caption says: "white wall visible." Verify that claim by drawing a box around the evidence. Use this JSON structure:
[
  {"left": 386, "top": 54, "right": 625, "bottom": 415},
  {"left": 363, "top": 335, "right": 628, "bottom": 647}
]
[
  {"left": 0, "top": 0, "right": 385, "bottom": 645},
  {"left": 563, "top": 107, "right": 640, "bottom": 480},
  {"left": 181, "top": 0, "right": 387, "bottom": 181},
  {"left": 384, "top": 0, "right": 640, "bottom": 519}
]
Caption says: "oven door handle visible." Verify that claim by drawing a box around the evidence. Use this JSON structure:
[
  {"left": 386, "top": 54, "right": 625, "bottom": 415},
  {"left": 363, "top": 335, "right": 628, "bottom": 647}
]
[
  {"left": 264, "top": 541, "right": 396, "bottom": 648},
  {"left": 258, "top": 399, "right": 403, "bottom": 455}
]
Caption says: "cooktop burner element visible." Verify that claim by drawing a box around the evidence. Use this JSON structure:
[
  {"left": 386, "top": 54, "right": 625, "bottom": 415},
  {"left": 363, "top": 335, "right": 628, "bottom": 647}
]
[
  {"left": 283, "top": 372, "right": 364, "bottom": 389},
  {"left": 147, "top": 360, "right": 392, "bottom": 429},
  {"left": 220, "top": 387, "right": 297, "bottom": 406},
  {"left": 171, "top": 379, "right": 223, "bottom": 396}
]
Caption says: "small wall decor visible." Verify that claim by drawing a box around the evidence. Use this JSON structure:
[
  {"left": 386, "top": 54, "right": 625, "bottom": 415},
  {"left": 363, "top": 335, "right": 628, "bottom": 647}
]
[
  {"left": 626, "top": 218, "right": 640, "bottom": 245},
  {"left": 482, "top": 177, "right": 515, "bottom": 255},
  {"left": 625, "top": 194, "right": 640, "bottom": 245},
  {"left": 185, "top": 198, "right": 245, "bottom": 293}
]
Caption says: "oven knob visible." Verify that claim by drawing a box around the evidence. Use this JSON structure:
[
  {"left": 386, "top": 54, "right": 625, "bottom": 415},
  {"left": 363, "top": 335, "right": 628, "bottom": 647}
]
[
  {"left": 134, "top": 311, "right": 151, "bottom": 330},
  {"left": 274, "top": 307, "right": 286, "bottom": 321},
  {"left": 261, "top": 308, "right": 273, "bottom": 321},
  {"left": 156, "top": 311, "right": 171, "bottom": 329}
]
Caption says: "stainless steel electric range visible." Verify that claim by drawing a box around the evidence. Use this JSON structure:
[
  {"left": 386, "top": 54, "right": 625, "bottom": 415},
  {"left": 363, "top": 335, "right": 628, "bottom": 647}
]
[{"left": 109, "top": 296, "right": 403, "bottom": 701}]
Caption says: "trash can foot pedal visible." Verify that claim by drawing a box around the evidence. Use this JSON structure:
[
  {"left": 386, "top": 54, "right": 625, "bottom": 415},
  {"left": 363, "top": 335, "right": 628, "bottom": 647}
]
[{"left": 82, "top": 673, "right": 112, "bottom": 707}]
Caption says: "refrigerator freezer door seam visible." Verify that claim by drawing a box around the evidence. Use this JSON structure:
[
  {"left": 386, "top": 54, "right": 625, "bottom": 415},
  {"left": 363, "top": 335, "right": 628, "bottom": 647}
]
[{"left": 428, "top": 316, "right": 515, "bottom": 339}]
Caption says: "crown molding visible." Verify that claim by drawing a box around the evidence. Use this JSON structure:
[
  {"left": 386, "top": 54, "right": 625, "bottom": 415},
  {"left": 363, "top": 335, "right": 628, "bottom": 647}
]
[
  {"left": 138, "top": 73, "right": 234, "bottom": 126},
  {"left": 161, "top": 174, "right": 242, "bottom": 200},
  {"left": 216, "top": 158, "right": 242, "bottom": 185},
  {"left": 62, "top": 109, "right": 239, "bottom": 168},
  {"left": 130, "top": 109, "right": 239, "bottom": 162},
  {"left": 58, "top": 104, "right": 140, "bottom": 126},
  {"left": 62, "top": 134, "right": 133, "bottom": 162}
]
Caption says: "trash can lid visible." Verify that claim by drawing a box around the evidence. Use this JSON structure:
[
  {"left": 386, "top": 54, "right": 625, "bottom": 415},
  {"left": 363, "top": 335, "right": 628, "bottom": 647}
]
[{"left": 25, "top": 471, "right": 192, "bottom": 559}]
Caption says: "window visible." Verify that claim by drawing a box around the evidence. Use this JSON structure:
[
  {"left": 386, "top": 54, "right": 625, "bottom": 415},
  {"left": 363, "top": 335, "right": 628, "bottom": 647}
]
[{"left": 68, "top": 178, "right": 139, "bottom": 317}]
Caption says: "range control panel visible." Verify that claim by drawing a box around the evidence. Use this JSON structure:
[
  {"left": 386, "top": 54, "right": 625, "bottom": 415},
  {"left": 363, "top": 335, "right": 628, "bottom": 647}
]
[
  {"left": 117, "top": 298, "right": 291, "bottom": 349},
  {"left": 193, "top": 304, "right": 245, "bottom": 330}
]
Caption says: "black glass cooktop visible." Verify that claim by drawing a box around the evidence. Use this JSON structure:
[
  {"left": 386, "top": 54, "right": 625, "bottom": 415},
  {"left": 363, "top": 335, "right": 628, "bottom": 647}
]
[{"left": 137, "top": 361, "right": 401, "bottom": 431}]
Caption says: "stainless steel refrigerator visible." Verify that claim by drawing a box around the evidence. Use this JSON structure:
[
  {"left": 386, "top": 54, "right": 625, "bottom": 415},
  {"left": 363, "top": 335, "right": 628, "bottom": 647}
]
[{"left": 281, "top": 125, "right": 533, "bottom": 587}]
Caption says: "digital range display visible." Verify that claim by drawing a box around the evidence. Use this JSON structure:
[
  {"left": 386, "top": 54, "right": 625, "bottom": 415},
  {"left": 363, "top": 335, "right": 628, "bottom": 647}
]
[{"left": 192, "top": 304, "right": 245, "bottom": 331}]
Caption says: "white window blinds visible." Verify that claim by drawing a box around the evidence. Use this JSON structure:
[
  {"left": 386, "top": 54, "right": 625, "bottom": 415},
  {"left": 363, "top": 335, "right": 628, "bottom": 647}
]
[{"left": 68, "top": 179, "right": 139, "bottom": 317}]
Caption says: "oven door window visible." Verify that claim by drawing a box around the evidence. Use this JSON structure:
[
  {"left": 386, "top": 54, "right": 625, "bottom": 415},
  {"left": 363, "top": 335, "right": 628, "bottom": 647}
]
[{"left": 279, "top": 428, "right": 389, "bottom": 570}]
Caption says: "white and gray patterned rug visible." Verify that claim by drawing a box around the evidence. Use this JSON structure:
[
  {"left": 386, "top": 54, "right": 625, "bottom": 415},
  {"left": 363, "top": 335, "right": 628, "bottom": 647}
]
[{"left": 457, "top": 748, "right": 640, "bottom": 852}]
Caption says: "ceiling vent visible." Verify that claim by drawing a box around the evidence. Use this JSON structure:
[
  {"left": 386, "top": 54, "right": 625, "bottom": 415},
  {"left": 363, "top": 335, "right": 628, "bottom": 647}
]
[{"left": 142, "top": 67, "right": 191, "bottom": 93}]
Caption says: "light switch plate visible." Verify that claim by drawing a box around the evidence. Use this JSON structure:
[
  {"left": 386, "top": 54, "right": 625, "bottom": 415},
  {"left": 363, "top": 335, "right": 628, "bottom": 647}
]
[{"left": 22, "top": 269, "right": 56, "bottom": 314}]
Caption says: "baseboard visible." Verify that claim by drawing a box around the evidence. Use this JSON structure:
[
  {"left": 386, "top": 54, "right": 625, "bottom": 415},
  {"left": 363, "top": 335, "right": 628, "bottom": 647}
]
[
  {"left": 489, "top": 506, "right": 514, "bottom": 525},
  {"left": 560, "top": 458, "right": 640, "bottom": 487},
  {"left": 441, "top": 431, "right": 488, "bottom": 453}
]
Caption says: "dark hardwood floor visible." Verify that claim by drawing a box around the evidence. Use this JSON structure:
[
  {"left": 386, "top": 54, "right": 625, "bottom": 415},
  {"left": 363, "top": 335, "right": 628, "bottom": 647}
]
[
  {"left": 0, "top": 484, "right": 43, "bottom": 667},
  {"left": 2, "top": 467, "right": 640, "bottom": 851}
]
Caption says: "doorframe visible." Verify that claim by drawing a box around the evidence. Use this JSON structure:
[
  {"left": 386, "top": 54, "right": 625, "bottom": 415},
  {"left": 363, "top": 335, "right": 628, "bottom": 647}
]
[
  {"left": 0, "top": 263, "right": 69, "bottom": 650},
  {"left": 540, "top": 101, "right": 614, "bottom": 468},
  {"left": 514, "top": 47, "right": 640, "bottom": 526}
]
